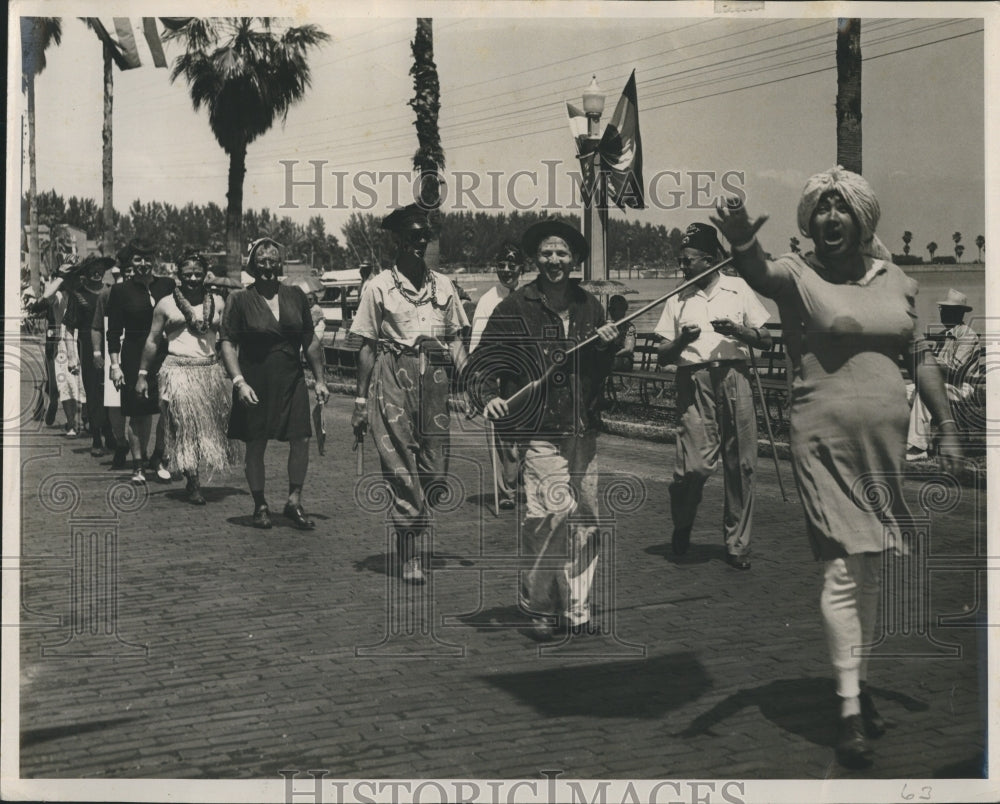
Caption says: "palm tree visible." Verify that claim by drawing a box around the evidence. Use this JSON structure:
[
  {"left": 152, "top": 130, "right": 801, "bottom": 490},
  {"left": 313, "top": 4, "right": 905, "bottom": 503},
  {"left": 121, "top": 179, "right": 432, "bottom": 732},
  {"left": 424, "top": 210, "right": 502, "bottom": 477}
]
[
  {"left": 975, "top": 235, "right": 985, "bottom": 262},
  {"left": 166, "top": 18, "right": 330, "bottom": 276},
  {"left": 927, "top": 241, "right": 938, "bottom": 261},
  {"left": 955, "top": 244, "right": 965, "bottom": 262},
  {"left": 789, "top": 236, "right": 801, "bottom": 254},
  {"left": 836, "top": 18, "right": 862, "bottom": 174},
  {"left": 952, "top": 231, "right": 962, "bottom": 260},
  {"left": 409, "top": 18, "right": 444, "bottom": 210},
  {"left": 902, "top": 230, "right": 912, "bottom": 256},
  {"left": 21, "top": 17, "right": 62, "bottom": 294}
]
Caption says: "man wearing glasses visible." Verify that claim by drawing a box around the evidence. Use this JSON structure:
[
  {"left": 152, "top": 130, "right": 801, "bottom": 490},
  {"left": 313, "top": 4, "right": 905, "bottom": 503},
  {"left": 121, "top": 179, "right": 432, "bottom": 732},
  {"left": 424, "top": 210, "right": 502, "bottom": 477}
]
[{"left": 654, "top": 223, "right": 771, "bottom": 570}]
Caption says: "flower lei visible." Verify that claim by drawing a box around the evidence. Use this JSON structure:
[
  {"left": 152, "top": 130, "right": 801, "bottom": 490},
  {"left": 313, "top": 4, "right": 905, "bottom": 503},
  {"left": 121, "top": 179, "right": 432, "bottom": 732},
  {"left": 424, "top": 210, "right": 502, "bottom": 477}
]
[{"left": 173, "top": 287, "right": 214, "bottom": 334}]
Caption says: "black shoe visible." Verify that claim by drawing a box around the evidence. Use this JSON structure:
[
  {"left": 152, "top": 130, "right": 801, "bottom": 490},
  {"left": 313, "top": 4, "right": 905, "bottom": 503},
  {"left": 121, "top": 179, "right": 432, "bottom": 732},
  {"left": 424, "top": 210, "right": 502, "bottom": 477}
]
[
  {"left": 725, "top": 553, "right": 752, "bottom": 570},
  {"left": 44, "top": 398, "right": 58, "bottom": 426},
  {"left": 671, "top": 526, "right": 691, "bottom": 555},
  {"left": 526, "top": 617, "right": 565, "bottom": 642},
  {"left": 835, "top": 714, "right": 873, "bottom": 769},
  {"left": 282, "top": 502, "right": 315, "bottom": 530},
  {"left": 498, "top": 497, "right": 516, "bottom": 511},
  {"left": 110, "top": 446, "right": 129, "bottom": 470},
  {"left": 859, "top": 691, "right": 888, "bottom": 738},
  {"left": 253, "top": 506, "right": 272, "bottom": 529}
]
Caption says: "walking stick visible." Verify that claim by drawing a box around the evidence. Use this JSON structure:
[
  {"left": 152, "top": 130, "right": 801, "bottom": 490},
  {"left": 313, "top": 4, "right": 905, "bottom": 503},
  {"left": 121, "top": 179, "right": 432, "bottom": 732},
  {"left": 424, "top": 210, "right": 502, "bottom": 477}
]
[
  {"left": 499, "top": 258, "right": 733, "bottom": 411},
  {"left": 354, "top": 433, "right": 365, "bottom": 476},
  {"left": 747, "top": 348, "right": 789, "bottom": 503},
  {"left": 486, "top": 418, "right": 500, "bottom": 517}
]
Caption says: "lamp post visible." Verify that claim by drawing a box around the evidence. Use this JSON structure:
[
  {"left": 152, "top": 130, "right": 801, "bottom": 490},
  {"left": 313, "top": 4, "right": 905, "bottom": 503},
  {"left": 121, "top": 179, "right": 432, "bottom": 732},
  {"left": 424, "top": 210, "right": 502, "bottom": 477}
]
[{"left": 581, "top": 76, "right": 608, "bottom": 282}]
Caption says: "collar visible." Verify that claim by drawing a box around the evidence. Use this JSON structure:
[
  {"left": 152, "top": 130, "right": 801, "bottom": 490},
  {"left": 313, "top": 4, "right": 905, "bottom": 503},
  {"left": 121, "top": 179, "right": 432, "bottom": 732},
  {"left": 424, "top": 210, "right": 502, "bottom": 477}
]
[
  {"left": 679, "top": 272, "right": 732, "bottom": 301},
  {"left": 392, "top": 264, "right": 431, "bottom": 294},
  {"left": 493, "top": 281, "right": 515, "bottom": 297},
  {"left": 802, "top": 252, "right": 886, "bottom": 285}
]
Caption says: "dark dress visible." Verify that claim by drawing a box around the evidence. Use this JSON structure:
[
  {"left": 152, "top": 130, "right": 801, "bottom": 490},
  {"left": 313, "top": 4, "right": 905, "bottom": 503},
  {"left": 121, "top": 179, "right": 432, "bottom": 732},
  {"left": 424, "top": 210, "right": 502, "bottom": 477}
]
[
  {"left": 107, "top": 277, "right": 176, "bottom": 416},
  {"left": 64, "top": 286, "right": 103, "bottom": 431},
  {"left": 220, "top": 284, "right": 314, "bottom": 442}
]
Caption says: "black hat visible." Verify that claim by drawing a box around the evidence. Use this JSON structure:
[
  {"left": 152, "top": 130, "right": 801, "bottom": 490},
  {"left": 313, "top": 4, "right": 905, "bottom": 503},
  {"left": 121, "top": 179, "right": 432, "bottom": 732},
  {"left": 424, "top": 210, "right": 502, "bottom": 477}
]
[
  {"left": 494, "top": 241, "right": 524, "bottom": 265},
  {"left": 381, "top": 204, "right": 431, "bottom": 233},
  {"left": 117, "top": 237, "right": 157, "bottom": 266},
  {"left": 80, "top": 255, "right": 116, "bottom": 277},
  {"left": 521, "top": 220, "right": 588, "bottom": 263},
  {"left": 680, "top": 222, "right": 724, "bottom": 258}
]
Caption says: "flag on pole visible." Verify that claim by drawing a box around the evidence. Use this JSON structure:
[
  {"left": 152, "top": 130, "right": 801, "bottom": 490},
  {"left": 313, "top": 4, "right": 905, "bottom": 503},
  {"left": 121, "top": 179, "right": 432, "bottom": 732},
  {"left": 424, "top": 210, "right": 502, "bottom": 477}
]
[
  {"left": 86, "top": 18, "right": 172, "bottom": 70},
  {"left": 565, "top": 102, "right": 599, "bottom": 206},
  {"left": 598, "top": 70, "right": 645, "bottom": 210}
]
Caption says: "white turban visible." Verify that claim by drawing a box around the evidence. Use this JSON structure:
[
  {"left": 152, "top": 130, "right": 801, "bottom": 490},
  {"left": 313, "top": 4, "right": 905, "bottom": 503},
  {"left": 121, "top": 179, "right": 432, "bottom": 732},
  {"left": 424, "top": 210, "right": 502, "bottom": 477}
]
[{"left": 796, "top": 166, "right": 892, "bottom": 260}]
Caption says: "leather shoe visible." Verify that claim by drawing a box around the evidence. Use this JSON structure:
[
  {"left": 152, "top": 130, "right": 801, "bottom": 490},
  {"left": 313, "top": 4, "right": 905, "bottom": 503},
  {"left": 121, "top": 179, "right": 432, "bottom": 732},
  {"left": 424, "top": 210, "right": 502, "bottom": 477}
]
[
  {"left": 671, "top": 526, "right": 691, "bottom": 555},
  {"left": 498, "top": 497, "right": 516, "bottom": 511},
  {"left": 725, "top": 553, "right": 752, "bottom": 570},
  {"left": 110, "top": 446, "right": 129, "bottom": 470},
  {"left": 282, "top": 502, "right": 315, "bottom": 530},
  {"left": 253, "top": 506, "right": 272, "bottom": 529},
  {"left": 859, "top": 691, "right": 888, "bottom": 737},
  {"left": 527, "top": 617, "right": 564, "bottom": 641},
  {"left": 835, "top": 714, "right": 873, "bottom": 769}
]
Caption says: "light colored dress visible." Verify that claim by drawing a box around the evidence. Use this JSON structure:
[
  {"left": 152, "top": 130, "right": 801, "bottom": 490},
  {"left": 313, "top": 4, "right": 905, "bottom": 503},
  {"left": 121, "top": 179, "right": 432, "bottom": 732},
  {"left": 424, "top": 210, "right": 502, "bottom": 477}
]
[{"left": 750, "top": 252, "right": 922, "bottom": 559}]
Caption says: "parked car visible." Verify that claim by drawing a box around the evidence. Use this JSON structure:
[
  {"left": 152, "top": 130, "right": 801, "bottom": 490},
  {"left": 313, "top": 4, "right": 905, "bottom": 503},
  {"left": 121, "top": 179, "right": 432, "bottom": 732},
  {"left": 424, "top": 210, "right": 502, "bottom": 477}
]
[{"left": 318, "top": 268, "right": 363, "bottom": 336}]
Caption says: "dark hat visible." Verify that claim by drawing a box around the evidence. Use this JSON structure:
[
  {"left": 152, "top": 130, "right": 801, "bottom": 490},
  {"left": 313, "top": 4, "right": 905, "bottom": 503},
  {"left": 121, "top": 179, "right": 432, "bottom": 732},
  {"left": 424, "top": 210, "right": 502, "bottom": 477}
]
[
  {"left": 680, "top": 222, "right": 725, "bottom": 258},
  {"left": 80, "top": 255, "right": 116, "bottom": 276},
  {"left": 493, "top": 241, "right": 524, "bottom": 265},
  {"left": 117, "top": 237, "right": 157, "bottom": 265},
  {"left": 521, "top": 220, "right": 588, "bottom": 263},
  {"left": 381, "top": 204, "right": 431, "bottom": 233}
]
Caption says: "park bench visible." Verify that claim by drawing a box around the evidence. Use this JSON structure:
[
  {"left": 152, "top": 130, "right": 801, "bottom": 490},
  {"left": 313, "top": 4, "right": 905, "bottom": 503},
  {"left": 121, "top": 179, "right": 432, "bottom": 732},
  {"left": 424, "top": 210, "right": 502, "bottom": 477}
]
[{"left": 605, "top": 332, "right": 675, "bottom": 409}]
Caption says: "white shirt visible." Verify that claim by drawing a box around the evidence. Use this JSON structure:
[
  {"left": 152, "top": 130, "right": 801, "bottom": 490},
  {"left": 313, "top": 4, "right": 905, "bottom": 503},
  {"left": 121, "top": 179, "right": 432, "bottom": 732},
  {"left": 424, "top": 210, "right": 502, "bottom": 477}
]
[
  {"left": 654, "top": 273, "right": 770, "bottom": 366},
  {"left": 468, "top": 282, "right": 515, "bottom": 352}
]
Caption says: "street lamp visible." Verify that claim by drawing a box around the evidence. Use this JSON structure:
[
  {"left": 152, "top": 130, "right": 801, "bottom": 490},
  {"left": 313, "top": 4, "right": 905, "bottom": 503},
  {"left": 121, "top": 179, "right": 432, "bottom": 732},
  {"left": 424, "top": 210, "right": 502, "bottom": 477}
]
[{"left": 581, "top": 76, "right": 608, "bottom": 282}]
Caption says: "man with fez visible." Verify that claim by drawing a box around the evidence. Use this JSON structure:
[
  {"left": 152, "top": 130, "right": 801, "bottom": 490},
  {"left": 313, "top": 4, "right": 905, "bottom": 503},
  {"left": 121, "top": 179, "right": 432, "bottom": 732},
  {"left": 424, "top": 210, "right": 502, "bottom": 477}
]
[
  {"left": 473, "top": 220, "right": 619, "bottom": 639},
  {"left": 350, "top": 204, "right": 469, "bottom": 584}
]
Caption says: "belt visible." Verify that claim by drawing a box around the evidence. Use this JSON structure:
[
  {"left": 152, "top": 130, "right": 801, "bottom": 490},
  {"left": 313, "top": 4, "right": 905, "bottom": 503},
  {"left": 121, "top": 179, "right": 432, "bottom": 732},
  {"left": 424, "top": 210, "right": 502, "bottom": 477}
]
[{"left": 681, "top": 359, "right": 747, "bottom": 371}]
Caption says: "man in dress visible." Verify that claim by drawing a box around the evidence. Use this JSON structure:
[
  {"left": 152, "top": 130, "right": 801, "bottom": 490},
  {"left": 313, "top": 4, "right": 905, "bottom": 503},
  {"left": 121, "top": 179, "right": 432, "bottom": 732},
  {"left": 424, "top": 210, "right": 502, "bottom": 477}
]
[
  {"left": 469, "top": 242, "right": 525, "bottom": 510},
  {"left": 655, "top": 223, "right": 772, "bottom": 570},
  {"left": 905, "top": 289, "right": 980, "bottom": 460},
  {"left": 477, "top": 220, "right": 619, "bottom": 638},
  {"left": 350, "top": 205, "right": 469, "bottom": 584}
]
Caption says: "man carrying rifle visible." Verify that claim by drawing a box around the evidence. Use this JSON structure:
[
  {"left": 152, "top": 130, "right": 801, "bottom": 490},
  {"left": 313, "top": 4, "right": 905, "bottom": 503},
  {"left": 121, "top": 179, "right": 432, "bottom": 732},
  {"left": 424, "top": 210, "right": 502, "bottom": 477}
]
[{"left": 475, "top": 220, "right": 618, "bottom": 639}]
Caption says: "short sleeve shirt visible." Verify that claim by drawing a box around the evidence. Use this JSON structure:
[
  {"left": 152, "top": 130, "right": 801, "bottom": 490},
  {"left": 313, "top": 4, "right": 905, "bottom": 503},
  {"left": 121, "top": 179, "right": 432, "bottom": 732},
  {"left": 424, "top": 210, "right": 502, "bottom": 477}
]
[
  {"left": 350, "top": 266, "right": 469, "bottom": 348},
  {"left": 654, "top": 274, "right": 770, "bottom": 365}
]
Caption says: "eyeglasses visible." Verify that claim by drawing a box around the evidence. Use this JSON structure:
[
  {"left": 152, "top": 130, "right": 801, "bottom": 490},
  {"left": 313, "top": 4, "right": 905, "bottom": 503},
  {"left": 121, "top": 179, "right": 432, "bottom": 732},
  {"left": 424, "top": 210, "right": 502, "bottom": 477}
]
[
  {"left": 678, "top": 256, "right": 710, "bottom": 269},
  {"left": 255, "top": 258, "right": 281, "bottom": 268},
  {"left": 132, "top": 257, "right": 153, "bottom": 266}
]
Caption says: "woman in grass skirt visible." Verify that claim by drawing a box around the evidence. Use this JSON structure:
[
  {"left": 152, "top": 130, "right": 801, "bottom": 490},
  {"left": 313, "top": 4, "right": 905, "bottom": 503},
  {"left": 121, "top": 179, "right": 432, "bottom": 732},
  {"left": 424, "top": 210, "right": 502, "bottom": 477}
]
[{"left": 136, "top": 252, "right": 241, "bottom": 504}]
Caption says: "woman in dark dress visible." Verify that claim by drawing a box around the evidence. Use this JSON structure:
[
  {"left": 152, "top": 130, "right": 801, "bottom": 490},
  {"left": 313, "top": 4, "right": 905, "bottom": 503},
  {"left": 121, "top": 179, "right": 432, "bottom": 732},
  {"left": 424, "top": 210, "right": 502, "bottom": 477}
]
[
  {"left": 219, "top": 239, "right": 329, "bottom": 529},
  {"left": 64, "top": 256, "right": 116, "bottom": 456},
  {"left": 107, "top": 238, "right": 175, "bottom": 483}
]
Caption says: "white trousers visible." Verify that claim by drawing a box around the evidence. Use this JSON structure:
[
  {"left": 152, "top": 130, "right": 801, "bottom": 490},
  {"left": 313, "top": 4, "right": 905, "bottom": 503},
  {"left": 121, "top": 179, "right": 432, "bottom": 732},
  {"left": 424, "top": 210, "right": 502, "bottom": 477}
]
[{"left": 821, "top": 553, "right": 881, "bottom": 698}]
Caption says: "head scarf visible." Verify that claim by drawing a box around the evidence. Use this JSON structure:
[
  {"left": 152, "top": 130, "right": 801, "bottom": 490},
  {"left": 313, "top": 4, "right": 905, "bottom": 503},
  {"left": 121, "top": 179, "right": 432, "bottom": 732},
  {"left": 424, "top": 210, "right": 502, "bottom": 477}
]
[
  {"left": 246, "top": 237, "right": 283, "bottom": 275},
  {"left": 796, "top": 166, "right": 892, "bottom": 260}
]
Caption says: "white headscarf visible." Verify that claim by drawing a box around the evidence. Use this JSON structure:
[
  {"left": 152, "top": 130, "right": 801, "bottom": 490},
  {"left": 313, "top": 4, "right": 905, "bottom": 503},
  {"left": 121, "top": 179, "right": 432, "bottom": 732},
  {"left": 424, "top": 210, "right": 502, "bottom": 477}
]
[{"left": 796, "top": 166, "right": 892, "bottom": 260}]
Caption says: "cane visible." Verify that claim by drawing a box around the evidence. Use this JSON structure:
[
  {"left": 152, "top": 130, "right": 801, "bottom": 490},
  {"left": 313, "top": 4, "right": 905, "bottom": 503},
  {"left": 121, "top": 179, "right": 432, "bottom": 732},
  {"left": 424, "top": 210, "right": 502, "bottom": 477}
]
[
  {"left": 354, "top": 432, "right": 365, "bottom": 476},
  {"left": 499, "top": 258, "right": 732, "bottom": 411},
  {"left": 747, "top": 347, "right": 789, "bottom": 503},
  {"left": 486, "top": 418, "right": 500, "bottom": 517}
]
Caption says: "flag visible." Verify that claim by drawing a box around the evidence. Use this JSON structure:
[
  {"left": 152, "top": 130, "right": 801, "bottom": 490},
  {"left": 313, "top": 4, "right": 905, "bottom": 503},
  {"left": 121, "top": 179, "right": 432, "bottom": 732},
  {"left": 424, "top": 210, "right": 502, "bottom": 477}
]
[
  {"left": 85, "top": 18, "right": 170, "bottom": 70},
  {"left": 598, "top": 70, "right": 645, "bottom": 210},
  {"left": 566, "top": 102, "right": 599, "bottom": 206}
]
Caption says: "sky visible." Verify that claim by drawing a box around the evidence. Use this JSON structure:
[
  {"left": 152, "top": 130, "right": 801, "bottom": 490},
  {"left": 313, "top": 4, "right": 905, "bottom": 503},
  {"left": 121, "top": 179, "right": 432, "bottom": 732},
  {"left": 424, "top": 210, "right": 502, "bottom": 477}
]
[{"left": 14, "top": 4, "right": 988, "bottom": 261}]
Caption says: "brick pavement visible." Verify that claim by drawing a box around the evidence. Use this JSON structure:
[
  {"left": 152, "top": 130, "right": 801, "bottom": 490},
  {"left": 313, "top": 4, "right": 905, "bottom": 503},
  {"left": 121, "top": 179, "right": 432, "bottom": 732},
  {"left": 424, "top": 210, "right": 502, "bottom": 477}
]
[{"left": 12, "top": 356, "right": 989, "bottom": 784}]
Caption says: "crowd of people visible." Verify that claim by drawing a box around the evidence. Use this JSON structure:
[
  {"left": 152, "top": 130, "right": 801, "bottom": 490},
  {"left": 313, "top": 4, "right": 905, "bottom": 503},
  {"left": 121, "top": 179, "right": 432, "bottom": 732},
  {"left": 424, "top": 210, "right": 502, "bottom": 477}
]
[{"left": 26, "top": 166, "right": 975, "bottom": 771}]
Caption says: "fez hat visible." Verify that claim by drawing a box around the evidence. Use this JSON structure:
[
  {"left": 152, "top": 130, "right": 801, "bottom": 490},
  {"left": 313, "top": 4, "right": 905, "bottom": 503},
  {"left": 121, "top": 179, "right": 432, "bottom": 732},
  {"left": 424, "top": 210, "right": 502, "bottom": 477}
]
[
  {"left": 381, "top": 204, "right": 431, "bottom": 233},
  {"left": 936, "top": 288, "right": 972, "bottom": 311},
  {"left": 680, "top": 222, "right": 725, "bottom": 258},
  {"left": 493, "top": 241, "right": 524, "bottom": 265},
  {"left": 520, "top": 220, "right": 588, "bottom": 263}
]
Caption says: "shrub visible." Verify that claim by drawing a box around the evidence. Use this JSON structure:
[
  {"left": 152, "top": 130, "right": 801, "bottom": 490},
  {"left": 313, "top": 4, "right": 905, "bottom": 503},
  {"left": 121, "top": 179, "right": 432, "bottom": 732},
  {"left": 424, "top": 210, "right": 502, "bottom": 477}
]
[
  {"left": 932, "top": 255, "right": 957, "bottom": 264},
  {"left": 891, "top": 253, "right": 924, "bottom": 265}
]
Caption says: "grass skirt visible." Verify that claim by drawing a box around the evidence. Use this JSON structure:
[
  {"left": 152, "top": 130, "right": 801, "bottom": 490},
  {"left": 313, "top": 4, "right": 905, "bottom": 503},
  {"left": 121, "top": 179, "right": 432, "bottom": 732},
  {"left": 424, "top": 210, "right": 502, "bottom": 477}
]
[{"left": 158, "top": 355, "right": 243, "bottom": 477}]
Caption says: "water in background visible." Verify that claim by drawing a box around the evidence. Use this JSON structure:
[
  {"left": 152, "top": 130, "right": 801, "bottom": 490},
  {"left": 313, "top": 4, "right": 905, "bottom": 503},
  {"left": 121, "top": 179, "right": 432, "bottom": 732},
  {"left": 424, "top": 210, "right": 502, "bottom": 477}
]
[{"left": 455, "top": 265, "right": 987, "bottom": 337}]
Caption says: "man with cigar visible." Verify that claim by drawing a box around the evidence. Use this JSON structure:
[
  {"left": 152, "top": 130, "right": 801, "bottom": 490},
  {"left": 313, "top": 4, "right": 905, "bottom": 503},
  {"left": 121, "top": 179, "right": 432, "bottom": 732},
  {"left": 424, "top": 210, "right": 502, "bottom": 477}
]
[
  {"left": 477, "top": 219, "right": 618, "bottom": 638},
  {"left": 655, "top": 222, "right": 771, "bottom": 569},
  {"left": 350, "top": 204, "right": 469, "bottom": 584}
]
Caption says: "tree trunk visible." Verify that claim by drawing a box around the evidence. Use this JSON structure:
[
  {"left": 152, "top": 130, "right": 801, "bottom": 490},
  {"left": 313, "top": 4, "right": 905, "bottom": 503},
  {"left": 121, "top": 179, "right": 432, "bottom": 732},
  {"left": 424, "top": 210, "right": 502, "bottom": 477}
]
[
  {"left": 101, "top": 43, "right": 115, "bottom": 257},
  {"left": 225, "top": 143, "right": 247, "bottom": 277},
  {"left": 836, "top": 18, "right": 862, "bottom": 174},
  {"left": 27, "top": 76, "right": 41, "bottom": 295}
]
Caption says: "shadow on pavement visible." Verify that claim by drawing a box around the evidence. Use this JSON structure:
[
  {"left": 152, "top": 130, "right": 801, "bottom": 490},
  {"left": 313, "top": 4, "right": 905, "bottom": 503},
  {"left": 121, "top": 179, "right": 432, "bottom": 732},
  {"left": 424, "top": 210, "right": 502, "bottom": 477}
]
[
  {"left": 933, "top": 752, "right": 986, "bottom": 778},
  {"left": 677, "top": 677, "right": 929, "bottom": 747},
  {"left": 353, "top": 551, "right": 455, "bottom": 578},
  {"left": 485, "top": 652, "right": 709, "bottom": 717},
  {"left": 21, "top": 716, "right": 141, "bottom": 749},
  {"left": 162, "top": 485, "right": 247, "bottom": 504},
  {"left": 644, "top": 541, "right": 727, "bottom": 567},
  {"left": 452, "top": 605, "right": 536, "bottom": 631}
]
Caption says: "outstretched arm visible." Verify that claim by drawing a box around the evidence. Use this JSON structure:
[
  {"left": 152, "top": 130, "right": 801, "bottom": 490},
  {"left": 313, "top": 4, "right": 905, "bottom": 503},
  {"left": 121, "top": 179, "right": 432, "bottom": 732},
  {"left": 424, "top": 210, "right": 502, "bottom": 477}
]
[{"left": 710, "top": 199, "right": 782, "bottom": 297}]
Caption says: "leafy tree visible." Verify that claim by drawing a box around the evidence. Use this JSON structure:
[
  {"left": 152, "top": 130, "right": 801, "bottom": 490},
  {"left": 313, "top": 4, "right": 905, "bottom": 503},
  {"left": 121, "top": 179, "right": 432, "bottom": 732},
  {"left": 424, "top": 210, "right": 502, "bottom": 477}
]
[
  {"left": 166, "top": 18, "right": 330, "bottom": 275},
  {"left": 975, "top": 235, "right": 985, "bottom": 262},
  {"left": 21, "top": 16, "right": 62, "bottom": 293},
  {"left": 902, "top": 231, "right": 912, "bottom": 255}
]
